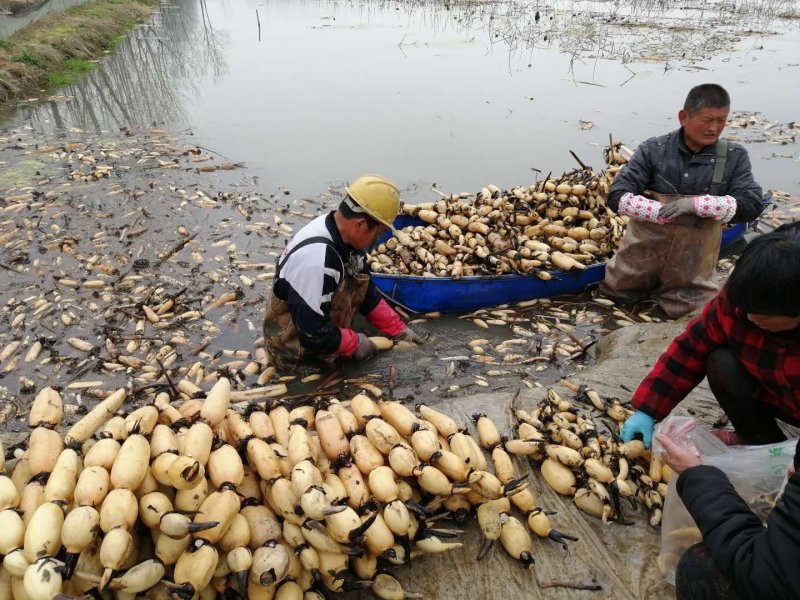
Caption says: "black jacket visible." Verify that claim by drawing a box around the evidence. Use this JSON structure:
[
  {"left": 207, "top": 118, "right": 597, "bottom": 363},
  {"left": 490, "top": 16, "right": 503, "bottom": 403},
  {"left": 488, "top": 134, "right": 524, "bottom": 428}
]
[
  {"left": 608, "top": 128, "right": 764, "bottom": 223},
  {"left": 677, "top": 464, "right": 800, "bottom": 600}
]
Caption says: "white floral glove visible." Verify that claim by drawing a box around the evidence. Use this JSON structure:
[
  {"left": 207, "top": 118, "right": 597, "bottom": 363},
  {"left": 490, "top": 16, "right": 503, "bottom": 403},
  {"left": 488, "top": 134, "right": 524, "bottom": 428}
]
[
  {"left": 692, "top": 194, "right": 737, "bottom": 222},
  {"left": 618, "top": 193, "right": 669, "bottom": 224}
]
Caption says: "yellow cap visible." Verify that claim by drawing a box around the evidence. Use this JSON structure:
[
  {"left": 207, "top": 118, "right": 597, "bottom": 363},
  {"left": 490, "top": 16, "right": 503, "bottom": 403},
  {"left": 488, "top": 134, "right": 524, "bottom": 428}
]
[{"left": 345, "top": 175, "right": 400, "bottom": 228}]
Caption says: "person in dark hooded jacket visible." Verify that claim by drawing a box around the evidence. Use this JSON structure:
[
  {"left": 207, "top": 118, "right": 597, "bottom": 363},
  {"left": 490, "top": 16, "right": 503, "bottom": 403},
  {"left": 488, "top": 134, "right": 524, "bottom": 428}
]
[{"left": 658, "top": 431, "right": 800, "bottom": 600}]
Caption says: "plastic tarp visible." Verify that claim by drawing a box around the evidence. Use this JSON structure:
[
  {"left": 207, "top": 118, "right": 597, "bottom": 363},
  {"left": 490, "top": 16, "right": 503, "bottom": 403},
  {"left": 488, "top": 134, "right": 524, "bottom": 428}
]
[{"left": 655, "top": 416, "right": 796, "bottom": 584}]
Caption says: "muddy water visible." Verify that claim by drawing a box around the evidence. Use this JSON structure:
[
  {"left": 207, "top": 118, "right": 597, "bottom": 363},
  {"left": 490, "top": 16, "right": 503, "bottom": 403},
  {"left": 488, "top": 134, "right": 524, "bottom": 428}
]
[
  {"left": 4, "top": 0, "right": 800, "bottom": 200},
  {"left": 0, "top": 0, "right": 797, "bottom": 413},
  {"left": 0, "top": 4, "right": 798, "bottom": 598},
  {"left": 0, "top": 0, "right": 797, "bottom": 406}
]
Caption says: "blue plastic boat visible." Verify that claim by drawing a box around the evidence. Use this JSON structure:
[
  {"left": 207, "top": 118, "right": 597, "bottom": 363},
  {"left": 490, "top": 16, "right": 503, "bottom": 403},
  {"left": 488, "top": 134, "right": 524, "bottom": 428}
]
[{"left": 371, "top": 215, "right": 747, "bottom": 313}]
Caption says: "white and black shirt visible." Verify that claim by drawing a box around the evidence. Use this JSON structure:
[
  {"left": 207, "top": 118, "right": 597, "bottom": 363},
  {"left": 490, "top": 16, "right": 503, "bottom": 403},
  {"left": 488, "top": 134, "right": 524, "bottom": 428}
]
[{"left": 272, "top": 212, "right": 381, "bottom": 355}]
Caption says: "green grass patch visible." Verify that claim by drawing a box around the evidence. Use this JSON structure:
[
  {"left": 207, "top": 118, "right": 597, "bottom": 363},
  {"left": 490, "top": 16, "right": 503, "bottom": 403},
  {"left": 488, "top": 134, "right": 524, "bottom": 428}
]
[
  {"left": 101, "top": 19, "right": 140, "bottom": 46},
  {"left": 48, "top": 25, "right": 78, "bottom": 37},
  {"left": 46, "top": 72, "right": 74, "bottom": 87},
  {"left": 10, "top": 50, "right": 44, "bottom": 68},
  {"left": 0, "top": 0, "right": 156, "bottom": 104},
  {"left": 102, "top": 31, "right": 127, "bottom": 46},
  {"left": 65, "top": 58, "right": 94, "bottom": 73},
  {"left": 45, "top": 58, "right": 95, "bottom": 87}
]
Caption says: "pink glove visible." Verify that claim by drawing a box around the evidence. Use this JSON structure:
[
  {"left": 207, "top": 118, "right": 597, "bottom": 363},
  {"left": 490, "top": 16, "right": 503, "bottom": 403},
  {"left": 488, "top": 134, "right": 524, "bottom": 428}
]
[
  {"left": 367, "top": 299, "right": 406, "bottom": 337},
  {"left": 618, "top": 193, "right": 670, "bottom": 224},
  {"left": 337, "top": 327, "right": 360, "bottom": 357},
  {"left": 693, "top": 194, "right": 737, "bottom": 222}
]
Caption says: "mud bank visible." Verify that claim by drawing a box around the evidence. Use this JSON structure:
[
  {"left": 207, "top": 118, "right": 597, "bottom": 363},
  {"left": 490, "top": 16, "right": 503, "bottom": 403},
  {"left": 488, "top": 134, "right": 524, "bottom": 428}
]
[{"left": 0, "top": 0, "right": 155, "bottom": 106}]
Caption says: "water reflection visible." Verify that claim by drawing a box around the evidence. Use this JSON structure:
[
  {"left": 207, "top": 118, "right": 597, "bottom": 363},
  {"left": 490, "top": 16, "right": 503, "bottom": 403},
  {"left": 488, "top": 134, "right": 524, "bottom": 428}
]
[
  {"left": 10, "top": 0, "right": 799, "bottom": 135},
  {"left": 15, "top": 0, "right": 227, "bottom": 131},
  {"left": 2, "top": 0, "right": 798, "bottom": 199}
]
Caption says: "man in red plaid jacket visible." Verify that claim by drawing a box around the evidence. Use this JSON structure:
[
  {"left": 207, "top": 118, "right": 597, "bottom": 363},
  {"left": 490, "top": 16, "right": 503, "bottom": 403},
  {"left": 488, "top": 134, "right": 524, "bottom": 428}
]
[{"left": 620, "top": 222, "right": 800, "bottom": 447}]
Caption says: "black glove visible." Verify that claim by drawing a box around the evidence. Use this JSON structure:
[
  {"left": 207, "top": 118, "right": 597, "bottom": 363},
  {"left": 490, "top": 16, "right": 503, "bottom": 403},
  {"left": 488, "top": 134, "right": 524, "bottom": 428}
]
[
  {"left": 351, "top": 333, "right": 378, "bottom": 361},
  {"left": 658, "top": 197, "right": 696, "bottom": 221},
  {"left": 395, "top": 326, "right": 429, "bottom": 344}
]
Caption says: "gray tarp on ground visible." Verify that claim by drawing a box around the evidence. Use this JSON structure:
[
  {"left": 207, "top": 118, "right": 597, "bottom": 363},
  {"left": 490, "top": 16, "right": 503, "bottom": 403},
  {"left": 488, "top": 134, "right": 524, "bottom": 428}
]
[{"left": 394, "top": 320, "right": 715, "bottom": 600}]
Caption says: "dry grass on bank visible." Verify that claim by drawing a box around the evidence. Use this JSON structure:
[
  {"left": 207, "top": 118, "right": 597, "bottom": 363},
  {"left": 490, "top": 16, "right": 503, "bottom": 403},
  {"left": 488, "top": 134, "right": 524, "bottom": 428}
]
[{"left": 0, "top": 0, "right": 155, "bottom": 105}]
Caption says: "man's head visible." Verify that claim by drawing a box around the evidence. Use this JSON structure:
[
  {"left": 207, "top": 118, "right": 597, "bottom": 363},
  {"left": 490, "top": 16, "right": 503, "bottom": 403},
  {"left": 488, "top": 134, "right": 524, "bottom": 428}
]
[
  {"left": 726, "top": 223, "right": 800, "bottom": 333},
  {"left": 679, "top": 84, "right": 731, "bottom": 152},
  {"left": 335, "top": 175, "right": 400, "bottom": 250}
]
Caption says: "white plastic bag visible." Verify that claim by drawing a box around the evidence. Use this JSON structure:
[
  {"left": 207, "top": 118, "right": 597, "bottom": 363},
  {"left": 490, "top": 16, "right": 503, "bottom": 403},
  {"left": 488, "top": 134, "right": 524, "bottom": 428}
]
[
  {"left": 655, "top": 416, "right": 797, "bottom": 585},
  {"left": 650, "top": 415, "right": 730, "bottom": 458}
]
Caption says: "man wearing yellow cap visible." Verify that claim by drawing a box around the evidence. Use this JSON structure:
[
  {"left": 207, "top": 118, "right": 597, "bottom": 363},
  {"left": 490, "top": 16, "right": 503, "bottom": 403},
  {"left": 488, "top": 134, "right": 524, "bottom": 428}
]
[{"left": 263, "top": 175, "right": 423, "bottom": 370}]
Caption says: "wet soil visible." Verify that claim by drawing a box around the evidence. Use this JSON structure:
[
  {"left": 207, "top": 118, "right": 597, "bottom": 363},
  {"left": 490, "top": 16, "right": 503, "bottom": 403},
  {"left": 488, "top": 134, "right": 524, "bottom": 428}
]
[{"left": 1, "top": 1, "right": 800, "bottom": 598}]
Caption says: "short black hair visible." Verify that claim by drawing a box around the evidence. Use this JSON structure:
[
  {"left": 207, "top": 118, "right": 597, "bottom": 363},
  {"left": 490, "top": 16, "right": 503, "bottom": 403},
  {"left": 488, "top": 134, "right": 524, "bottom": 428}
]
[
  {"left": 684, "top": 84, "right": 730, "bottom": 114},
  {"left": 338, "top": 199, "right": 382, "bottom": 230},
  {"left": 726, "top": 225, "right": 800, "bottom": 316}
]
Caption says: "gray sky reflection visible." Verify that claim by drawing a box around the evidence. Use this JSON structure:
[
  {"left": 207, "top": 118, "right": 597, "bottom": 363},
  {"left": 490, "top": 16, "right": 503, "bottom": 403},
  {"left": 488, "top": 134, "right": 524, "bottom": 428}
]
[{"left": 4, "top": 0, "right": 799, "bottom": 200}]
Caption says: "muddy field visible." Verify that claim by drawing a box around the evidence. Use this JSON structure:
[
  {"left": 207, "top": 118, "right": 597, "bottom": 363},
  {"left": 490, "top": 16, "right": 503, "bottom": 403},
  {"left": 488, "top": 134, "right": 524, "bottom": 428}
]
[
  {"left": 1, "top": 120, "right": 794, "bottom": 422},
  {"left": 0, "top": 125, "right": 633, "bottom": 423},
  {"left": 0, "top": 118, "right": 797, "bottom": 600},
  {"left": 0, "top": 125, "right": 678, "bottom": 599}
]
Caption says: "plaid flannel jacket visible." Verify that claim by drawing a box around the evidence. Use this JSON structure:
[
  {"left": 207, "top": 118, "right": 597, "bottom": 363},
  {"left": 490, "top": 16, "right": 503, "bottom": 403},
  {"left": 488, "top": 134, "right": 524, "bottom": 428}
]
[{"left": 632, "top": 290, "right": 800, "bottom": 421}]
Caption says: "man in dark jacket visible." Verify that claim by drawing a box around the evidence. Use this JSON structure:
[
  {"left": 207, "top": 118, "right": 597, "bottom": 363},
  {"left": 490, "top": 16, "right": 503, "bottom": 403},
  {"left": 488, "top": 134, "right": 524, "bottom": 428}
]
[
  {"left": 658, "top": 432, "right": 799, "bottom": 600},
  {"left": 600, "top": 83, "right": 764, "bottom": 318}
]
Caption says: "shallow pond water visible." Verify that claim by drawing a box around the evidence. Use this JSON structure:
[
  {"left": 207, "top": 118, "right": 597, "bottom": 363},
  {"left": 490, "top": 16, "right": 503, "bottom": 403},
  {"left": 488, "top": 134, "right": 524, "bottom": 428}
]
[
  {"left": 0, "top": 5, "right": 798, "bottom": 597},
  {"left": 0, "top": 0, "right": 797, "bottom": 407},
  {"left": 4, "top": 0, "right": 800, "bottom": 200}
]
